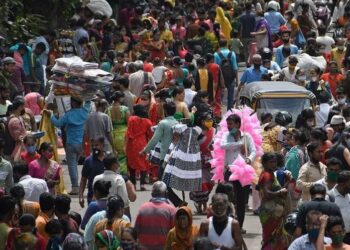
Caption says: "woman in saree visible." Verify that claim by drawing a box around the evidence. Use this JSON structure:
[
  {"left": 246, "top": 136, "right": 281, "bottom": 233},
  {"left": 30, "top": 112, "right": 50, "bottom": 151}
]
[
  {"left": 28, "top": 142, "right": 61, "bottom": 195},
  {"left": 107, "top": 91, "right": 130, "bottom": 174},
  {"left": 258, "top": 152, "right": 292, "bottom": 250},
  {"left": 135, "top": 90, "right": 160, "bottom": 125},
  {"left": 251, "top": 11, "right": 272, "bottom": 50},
  {"left": 215, "top": 7, "right": 232, "bottom": 41}
]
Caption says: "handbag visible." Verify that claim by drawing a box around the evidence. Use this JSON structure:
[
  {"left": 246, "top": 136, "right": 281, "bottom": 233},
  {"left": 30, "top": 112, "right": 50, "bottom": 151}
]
[
  {"left": 148, "top": 141, "right": 162, "bottom": 165},
  {"left": 294, "top": 30, "right": 306, "bottom": 49}
]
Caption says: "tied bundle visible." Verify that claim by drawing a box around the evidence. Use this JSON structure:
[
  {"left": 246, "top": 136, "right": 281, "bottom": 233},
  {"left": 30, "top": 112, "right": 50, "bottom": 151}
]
[{"left": 50, "top": 56, "right": 112, "bottom": 101}]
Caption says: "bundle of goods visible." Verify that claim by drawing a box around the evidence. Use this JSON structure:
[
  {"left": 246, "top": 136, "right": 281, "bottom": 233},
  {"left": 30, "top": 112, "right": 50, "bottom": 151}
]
[{"left": 50, "top": 57, "right": 112, "bottom": 100}]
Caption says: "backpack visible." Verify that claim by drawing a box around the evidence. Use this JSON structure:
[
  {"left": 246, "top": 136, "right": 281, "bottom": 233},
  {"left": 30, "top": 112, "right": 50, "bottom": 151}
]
[{"left": 218, "top": 52, "right": 235, "bottom": 87}]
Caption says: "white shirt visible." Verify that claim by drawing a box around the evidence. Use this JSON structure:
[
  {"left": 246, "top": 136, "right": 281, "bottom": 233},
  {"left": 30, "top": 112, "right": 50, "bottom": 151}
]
[
  {"left": 152, "top": 66, "right": 167, "bottom": 83},
  {"left": 19, "top": 175, "right": 49, "bottom": 202},
  {"left": 45, "top": 84, "right": 71, "bottom": 117},
  {"left": 184, "top": 88, "right": 197, "bottom": 107},
  {"left": 129, "top": 70, "right": 156, "bottom": 97},
  {"left": 93, "top": 170, "right": 130, "bottom": 207},
  {"left": 328, "top": 187, "right": 350, "bottom": 232},
  {"left": 315, "top": 103, "right": 331, "bottom": 128},
  {"left": 208, "top": 216, "right": 235, "bottom": 249}
]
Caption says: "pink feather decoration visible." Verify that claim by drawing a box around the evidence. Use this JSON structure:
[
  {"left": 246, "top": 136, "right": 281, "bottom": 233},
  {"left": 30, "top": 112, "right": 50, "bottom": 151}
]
[
  {"left": 211, "top": 107, "right": 262, "bottom": 183},
  {"left": 229, "top": 155, "right": 255, "bottom": 186}
]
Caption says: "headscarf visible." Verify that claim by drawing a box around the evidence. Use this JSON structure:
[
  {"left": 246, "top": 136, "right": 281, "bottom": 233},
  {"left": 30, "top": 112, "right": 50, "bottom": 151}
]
[
  {"left": 24, "top": 92, "right": 42, "bottom": 116},
  {"left": 215, "top": 7, "right": 232, "bottom": 41},
  {"left": 62, "top": 233, "right": 87, "bottom": 250},
  {"left": 171, "top": 206, "right": 199, "bottom": 250},
  {"left": 96, "top": 230, "right": 120, "bottom": 250}
]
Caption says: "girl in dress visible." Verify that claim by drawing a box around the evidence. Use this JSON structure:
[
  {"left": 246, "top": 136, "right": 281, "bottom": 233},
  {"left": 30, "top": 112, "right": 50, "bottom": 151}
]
[
  {"left": 190, "top": 112, "right": 215, "bottom": 214},
  {"left": 125, "top": 105, "right": 153, "bottom": 191},
  {"left": 28, "top": 142, "right": 61, "bottom": 195}
]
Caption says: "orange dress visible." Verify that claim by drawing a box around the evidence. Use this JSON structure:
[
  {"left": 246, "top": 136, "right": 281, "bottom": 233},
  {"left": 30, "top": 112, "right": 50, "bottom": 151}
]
[{"left": 125, "top": 116, "right": 153, "bottom": 171}]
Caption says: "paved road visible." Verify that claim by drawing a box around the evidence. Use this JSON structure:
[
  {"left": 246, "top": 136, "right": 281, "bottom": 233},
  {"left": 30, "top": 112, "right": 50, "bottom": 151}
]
[
  {"left": 62, "top": 163, "right": 262, "bottom": 250},
  {"left": 60, "top": 63, "right": 263, "bottom": 248}
]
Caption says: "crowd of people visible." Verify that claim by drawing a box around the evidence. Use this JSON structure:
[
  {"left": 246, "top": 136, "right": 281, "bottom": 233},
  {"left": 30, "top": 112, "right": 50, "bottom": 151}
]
[{"left": 0, "top": 0, "right": 349, "bottom": 249}]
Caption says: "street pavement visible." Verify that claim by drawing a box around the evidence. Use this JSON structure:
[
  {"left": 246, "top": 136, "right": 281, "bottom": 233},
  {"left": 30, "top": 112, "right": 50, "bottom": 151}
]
[
  {"left": 60, "top": 63, "right": 263, "bottom": 248},
  {"left": 62, "top": 163, "right": 262, "bottom": 250}
]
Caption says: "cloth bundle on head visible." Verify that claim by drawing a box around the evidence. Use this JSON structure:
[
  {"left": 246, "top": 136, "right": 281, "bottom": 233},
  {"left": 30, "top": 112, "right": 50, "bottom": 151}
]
[
  {"left": 86, "top": 0, "right": 113, "bottom": 18},
  {"left": 211, "top": 107, "right": 263, "bottom": 183}
]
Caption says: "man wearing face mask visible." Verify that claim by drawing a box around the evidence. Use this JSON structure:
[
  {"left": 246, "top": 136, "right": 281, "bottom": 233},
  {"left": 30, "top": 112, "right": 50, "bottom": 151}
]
[
  {"left": 275, "top": 29, "right": 298, "bottom": 67},
  {"left": 328, "top": 170, "right": 350, "bottom": 244},
  {"left": 294, "top": 184, "right": 342, "bottom": 238},
  {"left": 323, "top": 216, "right": 350, "bottom": 249},
  {"left": 220, "top": 114, "right": 256, "bottom": 233},
  {"left": 315, "top": 158, "right": 342, "bottom": 192},
  {"left": 79, "top": 137, "right": 106, "bottom": 208},
  {"left": 331, "top": 38, "right": 347, "bottom": 72},
  {"left": 290, "top": 210, "right": 332, "bottom": 249},
  {"left": 332, "top": 86, "right": 349, "bottom": 113},
  {"left": 236, "top": 54, "right": 268, "bottom": 99},
  {"left": 297, "top": 142, "right": 327, "bottom": 202},
  {"left": 321, "top": 61, "right": 344, "bottom": 97}
]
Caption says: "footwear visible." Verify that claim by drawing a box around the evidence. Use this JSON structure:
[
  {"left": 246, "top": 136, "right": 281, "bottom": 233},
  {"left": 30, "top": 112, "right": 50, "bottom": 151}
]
[
  {"left": 241, "top": 228, "right": 247, "bottom": 234},
  {"left": 68, "top": 187, "right": 79, "bottom": 195},
  {"left": 140, "top": 185, "right": 147, "bottom": 191}
]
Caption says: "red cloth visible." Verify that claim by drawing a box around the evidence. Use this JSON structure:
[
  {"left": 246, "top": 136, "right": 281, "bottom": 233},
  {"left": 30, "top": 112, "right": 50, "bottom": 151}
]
[
  {"left": 126, "top": 116, "right": 152, "bottom": 171},
  {"left": 321, "top": 73, "right": 344, "bottom": 97},
  {"left": 20, "top": 152, "right": 40, "bottom": 165},
  {"left": 208, "top": 63, "right": 222, "bottom": 118},
  {"left": 143, "top": 62, "right": 154, "bottom": 72}
]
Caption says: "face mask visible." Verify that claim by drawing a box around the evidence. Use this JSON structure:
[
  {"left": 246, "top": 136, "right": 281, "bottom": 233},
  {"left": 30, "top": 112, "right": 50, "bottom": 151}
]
[
  {"left": 338, "top": 97, "right": 346, "bottom": 105},
  {"left": 254, "top": 63, "right": 261, "bottom": 69},
  {"left": 120, "top": 242, "right": 134, "bottom": 250},
  {"left": 337, "top": 45, "right": 345, "bottom": 51},
  {"left": 26, "top": 146, "right": 36, "bottom": 154},
  {"left": 204, "top": 121, "right": 213, "bottom": 129},
  {"left": 92, "top": 148, "right": 102, "bottom": 157},
  {"left": 311, "top": 76, "right": 318, "bottom": 82},
  {"left": 327, "top": 171, "right": 339, "bottom": 182},
  {"left": 308, "top": 228, "right": 319, "bottom": 241},
  {"left": 282, "top": 38, "right": 290, "bottom": 43},
  {"left": 229, "top": 128, "right": 237, "bottom": 136},
  {"left": 331, "top": 234, "right": 344, "bottom": 244},
  {"left": 298, "top": 75, "right": 306, "bottom": 81}
]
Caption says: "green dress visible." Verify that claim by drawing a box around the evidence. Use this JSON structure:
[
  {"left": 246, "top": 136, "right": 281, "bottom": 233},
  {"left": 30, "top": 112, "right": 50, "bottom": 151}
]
[
  {"left": 173, "top": 112, "right": 184, "bottom": 121},
  {"left": 107, "top": 105, "right": 129, "bottom": 174}
]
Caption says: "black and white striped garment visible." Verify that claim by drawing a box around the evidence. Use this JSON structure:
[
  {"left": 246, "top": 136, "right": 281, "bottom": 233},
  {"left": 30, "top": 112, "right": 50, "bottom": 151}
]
[{"left": 163, "top": 124, "right": 202, "bottom": 192}]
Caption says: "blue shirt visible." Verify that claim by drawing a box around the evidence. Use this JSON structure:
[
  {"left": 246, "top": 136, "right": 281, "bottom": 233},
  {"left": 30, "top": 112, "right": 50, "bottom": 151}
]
[
  {"left": 81, "top": 155, "right": 105, "bottom": 201},
  {"left": 51, "top": 101, "right": 91, "bottom": 144},
  {"left": 214, "top": 48, "right": 238, "bottom": 71},
  {"left": 275, "top": 44, "right": 299, "bottom": 67},
  {"left": 240, "top": 66, "right": 268, "bottom": 84},
  {"left": 288, "top": 234, "right": 331, "bottom": 250},
  {"left": 264, "top": 11, "right": 286, "bottom": 34},
  {"left": 9, "top": 44, "right": 32, "bottom": 76},
  {"left": 239, "top": 12, "right": 256, "bottom": 38}
]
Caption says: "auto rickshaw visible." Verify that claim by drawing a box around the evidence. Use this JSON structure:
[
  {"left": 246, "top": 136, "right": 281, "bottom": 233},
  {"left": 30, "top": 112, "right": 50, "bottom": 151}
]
[{"left": 238, "top": 81, "right": 317, "bottom": 123}]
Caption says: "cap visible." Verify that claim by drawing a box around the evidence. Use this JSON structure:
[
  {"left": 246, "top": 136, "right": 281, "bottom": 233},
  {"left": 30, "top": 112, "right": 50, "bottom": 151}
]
[
  {"left": 2, "top": 57, "right": 16, "bottom": 65},
  {"left": 330, "top": 115, "right": 346, "bottom": 125},
  {"left": 279, "top": 25, "right": 291, "bottom": 34}
]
